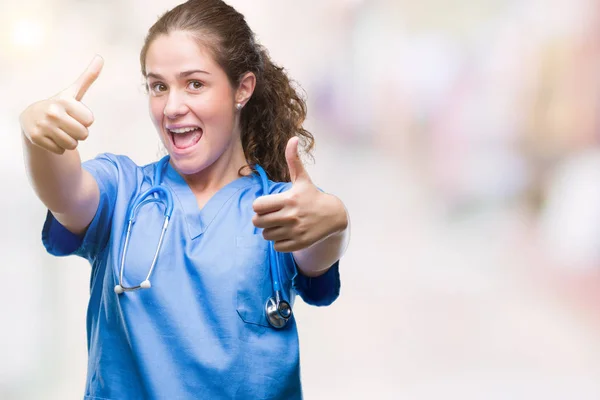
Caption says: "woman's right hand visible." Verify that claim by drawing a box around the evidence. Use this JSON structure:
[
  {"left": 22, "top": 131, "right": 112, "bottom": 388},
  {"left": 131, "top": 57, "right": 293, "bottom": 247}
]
[{"left": 19, "top": 55, "right": 104, "bottom": 155}]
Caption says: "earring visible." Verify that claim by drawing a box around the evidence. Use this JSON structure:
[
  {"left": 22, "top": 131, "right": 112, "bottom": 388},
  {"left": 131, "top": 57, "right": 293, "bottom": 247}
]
[{"left": 236, "top": 103, "right": 242, "bottom": 111}]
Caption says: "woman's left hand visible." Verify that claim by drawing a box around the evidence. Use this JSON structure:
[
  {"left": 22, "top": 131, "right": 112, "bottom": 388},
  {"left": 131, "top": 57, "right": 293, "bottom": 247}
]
[{"left": 252, "top": 137, "right": 347, "bottom": 253}]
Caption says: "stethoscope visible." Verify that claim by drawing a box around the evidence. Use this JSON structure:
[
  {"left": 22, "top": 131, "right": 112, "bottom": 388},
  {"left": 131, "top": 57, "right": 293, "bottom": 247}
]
[{"left": 113, "top": 155, "right": 292, "bottom": 329}]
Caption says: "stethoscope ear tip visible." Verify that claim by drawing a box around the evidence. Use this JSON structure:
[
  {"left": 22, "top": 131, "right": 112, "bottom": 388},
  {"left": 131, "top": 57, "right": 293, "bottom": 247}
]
[
  {"left": 140, "top": 280, "right": 151, "bottom": 289},
  {"left": 114, "top": 285, "right": 124, "bottom": 295}
]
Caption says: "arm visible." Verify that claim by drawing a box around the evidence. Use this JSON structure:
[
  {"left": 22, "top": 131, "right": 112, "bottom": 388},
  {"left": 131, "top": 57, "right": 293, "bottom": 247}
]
[
  {"left": 20, "top": 56, "right": 104, "bottom": 235},
  {"left": 22, "top": 136, "right": 99, "bottom": 235}
]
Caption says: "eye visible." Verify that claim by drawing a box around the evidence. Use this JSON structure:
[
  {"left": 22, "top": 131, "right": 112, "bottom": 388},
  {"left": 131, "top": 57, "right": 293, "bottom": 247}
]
[
  {"left": 150, "top": 82, "right": 167, "bottom": 94},
  {"left": 188, "top": 80, "right": 204, "bottom": 90}
]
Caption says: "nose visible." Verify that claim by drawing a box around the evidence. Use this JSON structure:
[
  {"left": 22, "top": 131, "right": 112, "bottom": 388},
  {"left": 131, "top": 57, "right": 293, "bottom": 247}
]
[{"left": 163, "top": 92, "right": 188, "bottom": 119}]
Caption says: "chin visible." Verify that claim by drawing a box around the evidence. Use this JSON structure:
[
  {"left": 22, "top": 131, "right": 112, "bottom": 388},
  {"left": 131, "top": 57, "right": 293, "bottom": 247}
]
[
  {"left": 168, "top": 155, "right": 207, "bottom": 176},
  {"left": 169, "top": 153, "right": 220, "bottom": 175}
]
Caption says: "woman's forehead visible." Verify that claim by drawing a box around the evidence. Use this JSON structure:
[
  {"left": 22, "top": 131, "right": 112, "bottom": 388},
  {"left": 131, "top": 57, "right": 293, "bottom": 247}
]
[{"left": 145, "top": 31, "right": 220, "bottom": 77}]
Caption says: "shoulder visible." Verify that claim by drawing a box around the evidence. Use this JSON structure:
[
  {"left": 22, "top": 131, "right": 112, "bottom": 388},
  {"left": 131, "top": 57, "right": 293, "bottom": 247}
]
[
  {"left": 81, "top": 153, "right": 160, "bottom": 195},
  {"left": 236, "top": 173, "right": 293, "bottom": 194},
  {"left": 268, "top": 180, "right": 293, "bottom": 195},
  {"left": 83, "top": 152, "right": 143, "bottom": 168},
  {"left": 267, "top": 180, "right": 326, "bottom": 195},
  {"left": 82, "top": 153, "right": 158, "bottom": 176}
]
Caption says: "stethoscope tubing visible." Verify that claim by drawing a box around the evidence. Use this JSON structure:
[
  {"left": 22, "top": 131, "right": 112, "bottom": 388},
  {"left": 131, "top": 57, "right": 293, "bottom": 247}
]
[{"left": 115, "top": 156, "right": 292, "bottom": 328}]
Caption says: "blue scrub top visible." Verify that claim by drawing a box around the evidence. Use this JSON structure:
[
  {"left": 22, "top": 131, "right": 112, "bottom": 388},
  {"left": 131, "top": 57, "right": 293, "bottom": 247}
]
[{"left": 41, "top": 153, "right": 341, "bottom": 400}]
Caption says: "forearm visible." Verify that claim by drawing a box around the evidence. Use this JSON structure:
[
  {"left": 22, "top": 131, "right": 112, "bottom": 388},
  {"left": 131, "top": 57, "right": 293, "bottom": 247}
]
[
  {"left": 293, "top": 194, "right": 350, "bottom": 277},
  {"left": 22, "top": 132, "right": 86, "bottom": 213}
]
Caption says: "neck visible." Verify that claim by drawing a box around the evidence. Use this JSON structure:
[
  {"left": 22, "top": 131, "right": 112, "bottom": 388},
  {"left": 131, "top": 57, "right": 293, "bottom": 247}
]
[{"left": 180, "top": 138, "right": 249, "bottom": 199}]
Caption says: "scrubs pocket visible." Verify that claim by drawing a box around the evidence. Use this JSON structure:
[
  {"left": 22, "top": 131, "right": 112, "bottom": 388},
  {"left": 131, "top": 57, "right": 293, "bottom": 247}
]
[{"left": 235, "top": 234, "right": 273, "bottom": 328}]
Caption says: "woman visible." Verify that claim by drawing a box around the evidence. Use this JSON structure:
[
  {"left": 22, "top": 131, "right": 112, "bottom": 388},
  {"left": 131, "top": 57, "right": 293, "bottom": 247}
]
[{"left": 19, "top": 0, "right": 349, "bottom": 399}]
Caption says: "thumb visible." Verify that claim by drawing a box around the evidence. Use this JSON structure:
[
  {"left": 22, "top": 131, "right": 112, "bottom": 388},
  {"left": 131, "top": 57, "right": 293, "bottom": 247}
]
[
  {"left": 64, "top": 55, "right": 104, "bottom": 101},
  {"left": 285, "top": 136, "right": 309, "bottom": 183}
]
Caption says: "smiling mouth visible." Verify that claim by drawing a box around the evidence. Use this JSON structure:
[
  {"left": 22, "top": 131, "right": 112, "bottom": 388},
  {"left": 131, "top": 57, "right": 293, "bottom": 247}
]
[{"left": 167, "top": 127, "right": 203, "bottom": 149}]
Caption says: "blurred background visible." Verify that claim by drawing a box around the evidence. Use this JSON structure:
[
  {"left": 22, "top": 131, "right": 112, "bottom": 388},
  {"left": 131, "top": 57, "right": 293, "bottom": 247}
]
[{"left": 2, "top": 0, "right": 600, "bottom": 398}]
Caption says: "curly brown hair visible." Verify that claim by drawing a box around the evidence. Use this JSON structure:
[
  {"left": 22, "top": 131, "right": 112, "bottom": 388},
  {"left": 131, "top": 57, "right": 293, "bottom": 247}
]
[{"left": 139, "top": 0, "right": 314, "bottom": 182}]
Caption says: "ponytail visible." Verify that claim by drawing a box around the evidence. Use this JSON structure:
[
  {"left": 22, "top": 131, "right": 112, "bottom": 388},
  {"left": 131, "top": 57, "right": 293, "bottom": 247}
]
[{"left": 240, "top": 47, "right": 314, "bottom": 182}]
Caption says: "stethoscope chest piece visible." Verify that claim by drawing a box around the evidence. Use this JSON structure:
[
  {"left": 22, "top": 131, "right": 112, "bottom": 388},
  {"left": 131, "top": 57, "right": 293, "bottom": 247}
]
[{"left": 265, "top": 295, "right": 292, "bottom": 329}]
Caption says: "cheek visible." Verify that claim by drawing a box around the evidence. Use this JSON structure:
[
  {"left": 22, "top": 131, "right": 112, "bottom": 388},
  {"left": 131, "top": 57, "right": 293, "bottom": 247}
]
[
  {"left": 210, "top": 104, "right": 234, "bottom": 126},
  {"left": 149, "top": 98, "right": 164, "bottom": 126},
  {"left": 198, "top": 88, "right": 235, "bottom": 122},
  {"left": 207, "top": 109, "right": 236, "bottom": 144},
  {"left": 196, "top": 95, "right": 229, "bottom": 120}
]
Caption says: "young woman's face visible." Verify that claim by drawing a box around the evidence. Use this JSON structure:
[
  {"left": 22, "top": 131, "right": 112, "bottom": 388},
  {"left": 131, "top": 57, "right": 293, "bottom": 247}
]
[{"left": 145, "top": 31, "right": 240, "bottom": 176}]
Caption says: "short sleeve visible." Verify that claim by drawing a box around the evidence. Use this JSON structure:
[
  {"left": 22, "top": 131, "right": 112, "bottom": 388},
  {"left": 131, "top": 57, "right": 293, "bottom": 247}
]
[
  {"left": 270, "top": 181, "right": 342, "bottom": 307},
  {"left": 41, "top": 153, "right": 120, "bottom": 262}
]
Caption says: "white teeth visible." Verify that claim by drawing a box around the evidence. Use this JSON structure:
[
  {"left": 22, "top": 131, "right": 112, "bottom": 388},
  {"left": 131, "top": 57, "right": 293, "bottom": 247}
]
[{"left": 169, "top": 127, "right": 200, "bottom": 134}]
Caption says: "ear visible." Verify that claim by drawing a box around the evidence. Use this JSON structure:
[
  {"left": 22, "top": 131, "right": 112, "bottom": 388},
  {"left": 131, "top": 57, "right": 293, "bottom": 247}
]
[{"left": 235, "top": 72, "right": 256, "bottom": 106}]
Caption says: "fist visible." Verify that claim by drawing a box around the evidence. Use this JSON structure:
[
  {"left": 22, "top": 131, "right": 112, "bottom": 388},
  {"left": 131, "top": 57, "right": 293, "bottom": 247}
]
[
  {"left": 252, "top": 137, "right": 341, "bottom": 252},
  {"left": 19, "top": 55, "right": 104, "bottom": 155}
]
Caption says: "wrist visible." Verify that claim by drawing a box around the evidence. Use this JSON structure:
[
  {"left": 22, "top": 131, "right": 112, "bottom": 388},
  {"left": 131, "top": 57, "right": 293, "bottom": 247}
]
[{"left": 323, "top": 193, "right": 348, "bottom": 236}]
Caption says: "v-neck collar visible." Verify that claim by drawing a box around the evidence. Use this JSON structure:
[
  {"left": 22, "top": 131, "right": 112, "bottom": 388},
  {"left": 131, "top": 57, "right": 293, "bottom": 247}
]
[{"left": 163, "top": 162, "right": 257, "bottom": 240}]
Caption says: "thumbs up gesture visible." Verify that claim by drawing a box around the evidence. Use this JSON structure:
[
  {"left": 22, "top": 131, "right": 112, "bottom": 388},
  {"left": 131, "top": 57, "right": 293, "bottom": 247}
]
[
  {"left": 19, "top": 55, "right": 104, "bottom": 155},
  {"left": 252, "top": 137, "right": 343, "bottom": 253}
]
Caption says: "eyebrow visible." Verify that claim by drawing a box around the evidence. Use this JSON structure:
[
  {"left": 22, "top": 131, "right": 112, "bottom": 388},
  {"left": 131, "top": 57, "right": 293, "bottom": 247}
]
[{"left": 146, "top": 70, "right": 211, "bottom": 80}]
